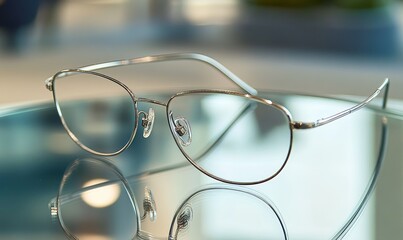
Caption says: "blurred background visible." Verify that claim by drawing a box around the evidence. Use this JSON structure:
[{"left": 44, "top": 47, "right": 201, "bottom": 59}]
[
  {"left": 0, "top": 0, "right": 402, "bottom": 105},
  {"left": 1, "top": 1, "right": 403, "bottom": 239}
]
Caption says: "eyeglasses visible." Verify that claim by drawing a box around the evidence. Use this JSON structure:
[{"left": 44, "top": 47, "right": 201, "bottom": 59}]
[
  {"left": 49, "top": 157, "right": 289, "bottom": 240},
  {"left": 45, "top": 53, "right": 390, "bottom": 185}
]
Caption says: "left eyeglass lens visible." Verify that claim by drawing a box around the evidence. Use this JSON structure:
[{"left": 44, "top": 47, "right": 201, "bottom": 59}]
[
  {"left": 57, "top": 159, "right": 138, "bottom": 240},
  {"left": 53, "top": 71, "right": 136, "bottom": 154}
]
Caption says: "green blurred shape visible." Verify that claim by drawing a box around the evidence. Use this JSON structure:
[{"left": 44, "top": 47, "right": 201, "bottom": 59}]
[
  {"left": 336, "top": 0, "right": 392, "bottom": 9},
  {"left": 247, "top": 0, "right": 323, "bottom": 8}
]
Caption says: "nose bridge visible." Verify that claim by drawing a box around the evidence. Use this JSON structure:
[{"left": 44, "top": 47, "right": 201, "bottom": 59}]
[
  {"left": 136, "top": 97, "right": 166, "bottom": 139},
  {"left": 137, "top": 97, "right": 167, "bottom": 107}
]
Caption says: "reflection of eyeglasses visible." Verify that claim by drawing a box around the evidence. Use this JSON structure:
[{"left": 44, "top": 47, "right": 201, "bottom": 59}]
[
  {"left": 49, "top": 157, "right": 288, "bottom": 240},
  {"left": 45, "top": 53, "right": 390, "bottom": 184},
  {"left": 50, "top": 111, "right": 388, "bottom": 239}
]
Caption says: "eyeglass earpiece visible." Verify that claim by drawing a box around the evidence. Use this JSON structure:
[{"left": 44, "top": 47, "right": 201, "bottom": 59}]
[
  {"left": 173, "top": 116, "right": 192, "bottom": 147},
  {"left": 140, "top": 108, "right": 155, "bottom": 138},
  {"left": 141, "top": 186, "right": 157, "bottom": 222}
]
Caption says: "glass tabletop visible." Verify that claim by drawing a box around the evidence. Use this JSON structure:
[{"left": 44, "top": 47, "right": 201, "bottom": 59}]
[{"left": 0, "top": 91, "right": 401, "bottom": 239}]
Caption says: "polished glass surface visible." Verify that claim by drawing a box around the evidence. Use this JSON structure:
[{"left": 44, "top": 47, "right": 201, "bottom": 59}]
[{"left": 0, "top": 91, "right": 400, "bottom": 239}]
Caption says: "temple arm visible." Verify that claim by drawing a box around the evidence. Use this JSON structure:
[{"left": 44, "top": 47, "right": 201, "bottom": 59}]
[
  {"left": 291, "top": 78, "right": 389, "bottom": 129},
  {"left": 45, "top": 53, "right": 258, "bottom": 95}
]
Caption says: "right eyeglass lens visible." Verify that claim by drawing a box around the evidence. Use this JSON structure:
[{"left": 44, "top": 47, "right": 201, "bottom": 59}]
[
  {"left": 53, "top": 71, "right": 136, "bottom": 155},
  {"left": 57, "top": 158, "right": 138, "bottom": 240},
  {"left": 167, "top": 92, "right": 292, "bottom": 184}
]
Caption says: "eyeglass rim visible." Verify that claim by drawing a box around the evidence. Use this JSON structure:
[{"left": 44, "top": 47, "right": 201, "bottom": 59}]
[
  {"left": 166, "top": 89, "right": 294, "bottom": 185},
  {"left": 52, "top": 157, "right": 141, "bottom": 240},
  {"left": 52, "top": 69, "right": 140, "bottom": 156}
]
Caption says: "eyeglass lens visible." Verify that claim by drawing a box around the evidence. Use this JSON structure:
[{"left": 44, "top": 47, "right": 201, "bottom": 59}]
[
  {"left": 167, "top": 92, "right": 292, "bottom": 184},
  {"left": 53, "top": 71, "right": 136, "bottom": 154}
]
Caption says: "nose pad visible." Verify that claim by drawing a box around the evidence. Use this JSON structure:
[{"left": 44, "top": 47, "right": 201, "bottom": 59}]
[
  {"left": 173, "top": 116, "right": 192, "bottom": 147},
  {"left": 140, "top": 108, "right": 155, "bottom": 138},
  {"left": 141, "top": 186, "right": 157, "bottom": 222},
  {"left": 176, "top": 204, "right": 193, "bottom": 232}
]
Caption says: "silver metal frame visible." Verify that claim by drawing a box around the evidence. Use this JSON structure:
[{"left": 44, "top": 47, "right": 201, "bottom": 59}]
[{"left": 45, "top": 53, "right": 390, "bottom": 185}]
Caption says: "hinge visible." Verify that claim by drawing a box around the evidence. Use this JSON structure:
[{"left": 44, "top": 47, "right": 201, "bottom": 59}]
[
  {"left": 45, "top": 79, "right": 53, "bottom": 91},
  {"left": 291, "top": 121, "right": 316, "bottom": 129}
]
